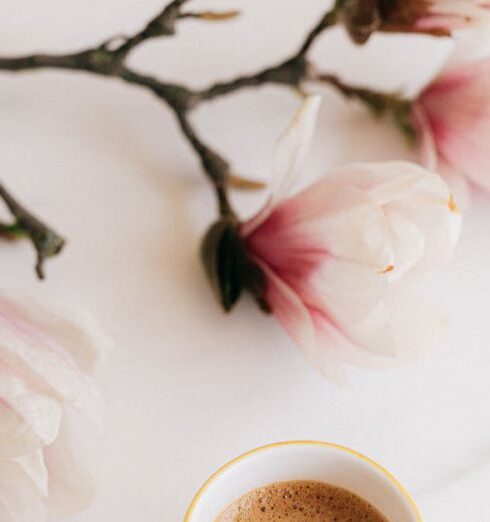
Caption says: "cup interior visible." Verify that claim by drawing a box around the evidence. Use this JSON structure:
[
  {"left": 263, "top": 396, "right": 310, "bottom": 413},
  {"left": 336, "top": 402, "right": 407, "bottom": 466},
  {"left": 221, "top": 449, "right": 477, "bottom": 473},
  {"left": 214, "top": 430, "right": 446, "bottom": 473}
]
[{"left": 185, "top": 441, "right": 422, "bottom": 522}]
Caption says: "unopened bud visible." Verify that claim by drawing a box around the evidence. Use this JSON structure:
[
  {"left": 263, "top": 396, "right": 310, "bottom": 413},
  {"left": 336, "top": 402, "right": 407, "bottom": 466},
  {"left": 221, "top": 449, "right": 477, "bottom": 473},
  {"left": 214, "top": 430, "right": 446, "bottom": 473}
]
[{"left": 341, "top": 0, "right": 381, "bottom": 44}]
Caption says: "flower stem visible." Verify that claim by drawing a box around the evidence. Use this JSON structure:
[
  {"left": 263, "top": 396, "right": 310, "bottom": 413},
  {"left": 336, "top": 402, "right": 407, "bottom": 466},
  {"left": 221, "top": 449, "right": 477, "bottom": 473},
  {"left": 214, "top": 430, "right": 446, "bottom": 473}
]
[
  {"left": 0, "top": 182, "right": 65, "bottom": 279},
  {"left": 0, "top": 1, "right": 350, "bottom": 276}
]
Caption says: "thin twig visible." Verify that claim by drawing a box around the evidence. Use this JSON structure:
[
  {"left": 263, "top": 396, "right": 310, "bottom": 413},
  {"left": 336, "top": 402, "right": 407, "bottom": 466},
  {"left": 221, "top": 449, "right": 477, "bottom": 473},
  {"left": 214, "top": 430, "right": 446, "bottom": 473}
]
[
  {"left": 312, "top": 72, "right": 415, "bottom": 139},
  {"left": 0, "top": 0, "right": 344, "bottom": 276},
  {"left": 0, "top": 182, "right": 65, "bottom": 279},
  {"left": 114, "top": 0, "right": 191, "bottom": 58}
]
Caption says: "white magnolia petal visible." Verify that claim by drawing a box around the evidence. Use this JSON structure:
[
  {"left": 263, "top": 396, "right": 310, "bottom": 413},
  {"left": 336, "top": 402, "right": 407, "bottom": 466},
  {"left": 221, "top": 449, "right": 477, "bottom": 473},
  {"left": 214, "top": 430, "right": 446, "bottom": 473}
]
[
  {"left": 411, "top": 105, "right": 439, "bottom": 172},
  {"left": 258, "top": 260, "right": 346, "bottom": 382},
  {"left": 255, "top": 260, "right": 315, "bottom": 358},
  {"left": 0, "top": 294, "right": 112, "bottom": 373},
  {"left": 289, "top": 181, "right": 395, "bottom": 268},
  {"left": 384, "top": 209, "right": 425, "bottom": 280},
  {"left": 310, "top": 309, "right": 396, "bottom": 371},
  {"left": 241, "top": 95, "right": 321, "bottom": 237},
  {"left": 341, "top": 282, "right": 446, "bottom": 364},
  {"left": 0, "top": 312, "right": 103, "bottom": 425},
  {"left": 328, "top": 161, "right": 432, "bottom": 206},
  {"left": 303, "top": 258, "right": 388, "bottom": 329},
  {"left": 385, "top": 171, "right": 462, "bottom": 269},
  {"left": 0, "top": 460, "right": 47, "bottom": 522},
  {"left": 246, "top": 181, "right": 395, "bottom": 273},
  {"left": 330, "top": 163, "right": 461, "bottom": 269},
  {"left": 44, "top": 407, "right": 98, "bottom": 518},
  {"left": 14, "top": 450, "right": 49, "bottom": 499},
  {"left": 271, "top": 94, "right": 321, "bottom": 201},
  {"left": 381, "top": 282, "right": 449, "bottom": 362},
  {"left": 439, "top": 162, "right": 471, "bottom": 210},
  {"left": 347, "top": 302, "right": 396, "bottom": 358},
  {"left": 0, "top": 372, "right": 61, "bottom": 459}
]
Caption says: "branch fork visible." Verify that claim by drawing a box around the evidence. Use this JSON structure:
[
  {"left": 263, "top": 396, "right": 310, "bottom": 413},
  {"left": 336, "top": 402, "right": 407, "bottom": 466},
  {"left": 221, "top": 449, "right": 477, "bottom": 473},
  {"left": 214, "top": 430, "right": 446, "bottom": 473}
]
[{"left": 0, "top": 0, "right": 405, "bottom": 283}]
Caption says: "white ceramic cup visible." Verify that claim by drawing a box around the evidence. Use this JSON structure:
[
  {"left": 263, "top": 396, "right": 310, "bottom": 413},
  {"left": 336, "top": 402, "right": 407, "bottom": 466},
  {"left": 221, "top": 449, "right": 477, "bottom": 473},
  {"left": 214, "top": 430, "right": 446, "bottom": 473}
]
[{"left": 184, "top": 441, "right": 422, "bottom": 521}]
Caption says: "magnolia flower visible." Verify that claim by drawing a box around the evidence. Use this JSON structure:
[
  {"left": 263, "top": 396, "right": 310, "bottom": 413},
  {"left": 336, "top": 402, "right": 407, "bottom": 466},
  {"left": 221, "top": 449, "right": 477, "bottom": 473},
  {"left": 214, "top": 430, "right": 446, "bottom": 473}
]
[
  {"left": 340, "top": 0, "right": 490, "bottom": 44},
  {"left": 242, "top": 96, "right": 461, "bottom": 377},
  {"left": 412, "top": 56, "right": 490, "bottom": 201},
  {"left": 0, "top": 293, "right": 111, "bottom": 521},
  {"left": 379, "top": 0, "right": 490, "bottom": 35}
]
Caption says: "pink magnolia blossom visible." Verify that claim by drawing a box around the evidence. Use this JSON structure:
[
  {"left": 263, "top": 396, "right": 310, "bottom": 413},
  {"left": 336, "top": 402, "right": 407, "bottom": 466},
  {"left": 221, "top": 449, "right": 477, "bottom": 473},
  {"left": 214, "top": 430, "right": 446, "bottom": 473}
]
[
  {"left": 0, "top": 293, "right": 111, "bottom": 521},
  {"left": 380, "top": 0, "right": 490, "bottom": 35},
  {"left": 242, "top": 96, "right": 461, "bottom": 377},
  {"left": 413, "top": 56, "right": 490, "bottom": 200}
]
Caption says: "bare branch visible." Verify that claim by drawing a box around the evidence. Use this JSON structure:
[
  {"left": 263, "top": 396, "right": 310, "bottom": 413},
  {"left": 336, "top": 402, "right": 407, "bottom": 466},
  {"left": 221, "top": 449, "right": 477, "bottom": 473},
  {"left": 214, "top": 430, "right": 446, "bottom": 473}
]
[
  {"left": 0, "top": 182, "right": 65, "bottom": 279},
  {"left": 0, "top": 0, "right": 345, "bottom": 278}
]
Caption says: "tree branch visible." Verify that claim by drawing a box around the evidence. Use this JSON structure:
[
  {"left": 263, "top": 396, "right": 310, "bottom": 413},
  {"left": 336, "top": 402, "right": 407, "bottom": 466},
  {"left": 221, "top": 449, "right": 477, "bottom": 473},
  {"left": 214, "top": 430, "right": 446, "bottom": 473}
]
[
  {"left": 113, "top": 0, "right": 191, "bottom": 58},
  {"left": 0, "top": 182, "right": 65, "bottom": 279},
  {"left": 311, "top": 72, "right": 415, "bottom": 139},
  {"left": 0, "top": 0, "right": 344, "bottom": 277}
]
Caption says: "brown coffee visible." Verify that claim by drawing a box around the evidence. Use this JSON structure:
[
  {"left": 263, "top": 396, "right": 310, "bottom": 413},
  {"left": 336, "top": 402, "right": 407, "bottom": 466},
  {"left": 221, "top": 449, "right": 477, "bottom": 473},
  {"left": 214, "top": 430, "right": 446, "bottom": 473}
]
[{"left": 215, "top": 480, "right": 390, "bottom": 521}]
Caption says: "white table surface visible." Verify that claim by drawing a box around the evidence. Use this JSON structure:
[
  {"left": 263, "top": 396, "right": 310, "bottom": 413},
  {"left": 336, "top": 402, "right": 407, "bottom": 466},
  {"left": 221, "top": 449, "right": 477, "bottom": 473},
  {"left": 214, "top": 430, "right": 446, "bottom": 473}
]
[{"left": 1, "top": 1, "right": 489, "bottom": 520}]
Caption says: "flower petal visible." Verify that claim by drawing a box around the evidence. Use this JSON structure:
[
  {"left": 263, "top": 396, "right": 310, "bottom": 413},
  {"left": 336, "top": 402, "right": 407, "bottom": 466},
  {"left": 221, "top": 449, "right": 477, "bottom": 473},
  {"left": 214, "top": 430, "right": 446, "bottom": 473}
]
[
  {"left": 242, "top": 95, "right": 321, "bottom": 236},
  {"left": 377, "top": 281, "right": 448, "bottom": 362},
  {"left": 384, "top": 209, "right": 425, "bottom": 280},
  {"left": 315, "top": 283, "right": 447, "bottom": 366},
  {"left": 0, "top": 460, "right": 47, "bottom": 522},
  {"left": 14, "top": 450, "right": 49, "bottom": 499},
  {"left": 418, "top": 58, "right": 490, "bottom": 193},
  {"left": 271, "top": 95, "right": 321, "bottom": 200},
  {"left": 329, "top": 162, "right": 461, "bottom": 269},
  {"left": 310, "top": 308, "right": 397, "bottom": 370},
  {"left": 328, "top": 161, "right": 432, "bottom": 205},
  {"left": 0, "top": 371, "right": 61, "bottom": 459},
  {"left": 411, "top": 105, "right": 438, "bottom": 172},
  {"left": 439, "top": 162, "right": 471, "bottom": 210},
  {"left": 301, "top": 258, "right": 388, "bottom": 330},
  {"left": 257, "top": 260, "right": 346, "bottom": 382},
  {"left": 246, "top": 181, "right": 395, "bottom": 272},
  {"left": 384, "top": 173, "right": 461, "bottom": 270},
  {"left": 44, "top": 407, "right": 98, "bottom": 518},
  {"left": 0, "top": 294, "right": 112, "bottom": 374},
  {"left": 0, "top": 306, "right": 103, "bottom": 425},
  {"left": 256, "top": 260, "right": 315, "bottom": 356}
]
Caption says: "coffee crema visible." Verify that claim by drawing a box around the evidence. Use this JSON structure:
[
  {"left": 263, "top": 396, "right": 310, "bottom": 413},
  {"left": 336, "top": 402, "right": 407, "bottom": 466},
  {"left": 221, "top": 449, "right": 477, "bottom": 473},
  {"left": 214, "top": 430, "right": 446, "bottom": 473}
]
[{"left": 214, "top": 480, "right": 390, "bottom": 521}]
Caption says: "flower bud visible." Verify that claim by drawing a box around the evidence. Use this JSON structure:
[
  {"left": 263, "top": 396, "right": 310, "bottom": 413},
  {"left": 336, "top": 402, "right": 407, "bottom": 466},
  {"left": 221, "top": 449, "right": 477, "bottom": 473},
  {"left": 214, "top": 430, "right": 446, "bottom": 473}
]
[
  {"left": 339, "top": 0, "right": 490, "bottom": 43},
  {"left": 341, "top": 0, "right": 382, "bottom": 44},
  {"left": 201, "top": 218, "right": 267, "bottom": 313}
]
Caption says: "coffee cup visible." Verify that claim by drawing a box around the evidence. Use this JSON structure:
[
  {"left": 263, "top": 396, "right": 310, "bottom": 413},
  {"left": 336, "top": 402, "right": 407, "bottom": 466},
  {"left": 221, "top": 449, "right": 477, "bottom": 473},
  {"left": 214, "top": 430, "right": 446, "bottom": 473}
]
[{"left": 184, "top": 440, "right": 422, "bottom": 521}]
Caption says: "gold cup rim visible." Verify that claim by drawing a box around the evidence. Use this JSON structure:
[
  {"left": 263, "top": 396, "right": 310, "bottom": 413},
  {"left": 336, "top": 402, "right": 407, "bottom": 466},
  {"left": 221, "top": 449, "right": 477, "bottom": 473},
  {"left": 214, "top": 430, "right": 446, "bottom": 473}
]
[{"left": 184, "top": 440, "right": 423, "bottom": 521}]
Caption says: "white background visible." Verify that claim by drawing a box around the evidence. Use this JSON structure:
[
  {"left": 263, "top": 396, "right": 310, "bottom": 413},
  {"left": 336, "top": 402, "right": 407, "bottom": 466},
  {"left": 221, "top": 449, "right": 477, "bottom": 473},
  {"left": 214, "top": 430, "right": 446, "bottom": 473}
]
[{"left": 1, "top": 1, "right": 489, "bottom": 520}]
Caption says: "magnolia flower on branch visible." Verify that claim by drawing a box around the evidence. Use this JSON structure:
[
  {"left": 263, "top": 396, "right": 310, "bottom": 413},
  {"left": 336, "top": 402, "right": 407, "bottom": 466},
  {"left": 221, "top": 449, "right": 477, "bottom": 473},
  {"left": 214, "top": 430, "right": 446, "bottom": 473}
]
[
  {"left": 203, "top": 97, "right": 461, "bottom": 376},
  {"left": 0, "top": 0, "right": 342, "bottom": 278},
  {"left": 0, "top": 292, "right": 111, "bottom": 521},
  {"left": 312, "top": 45, "right": 490, "bottom": 206},
  {"left": 0, "top": 0, "right": 485, "bottom": 281},
  {"left": 412, "top": 56, "right": 490, "bottom": 198}
]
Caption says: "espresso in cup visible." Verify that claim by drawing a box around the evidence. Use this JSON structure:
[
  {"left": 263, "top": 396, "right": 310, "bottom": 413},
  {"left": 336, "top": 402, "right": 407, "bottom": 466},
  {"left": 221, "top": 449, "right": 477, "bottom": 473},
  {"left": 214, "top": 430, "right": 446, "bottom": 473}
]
[{"left": 215, "top": 480, "right": 389, "bottom": 521}]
